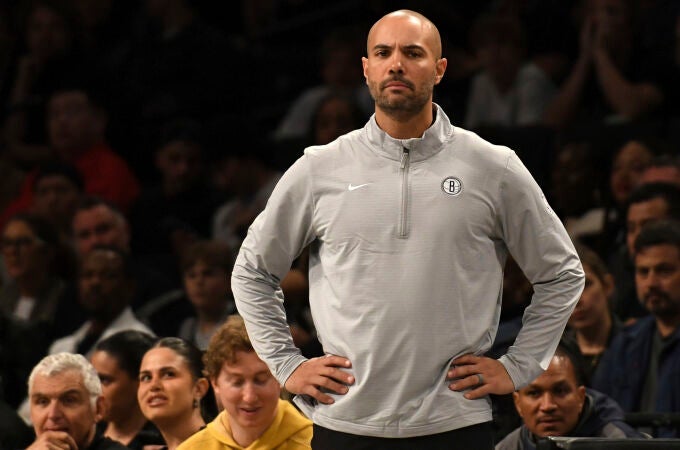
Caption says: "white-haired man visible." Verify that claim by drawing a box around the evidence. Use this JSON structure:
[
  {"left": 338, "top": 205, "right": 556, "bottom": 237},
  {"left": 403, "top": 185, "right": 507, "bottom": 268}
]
[{"left": 26, "top": 352, "right": 129, "bottom": 450}]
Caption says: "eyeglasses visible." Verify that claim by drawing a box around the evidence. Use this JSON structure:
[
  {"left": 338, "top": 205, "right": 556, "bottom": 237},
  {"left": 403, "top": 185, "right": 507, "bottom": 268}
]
[{"left": 0, "top": 236, "right": 43, "bottom": 251}]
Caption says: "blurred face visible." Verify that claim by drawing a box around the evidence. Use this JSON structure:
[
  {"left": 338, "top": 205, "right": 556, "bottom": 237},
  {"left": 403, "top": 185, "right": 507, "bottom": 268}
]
[
  {"left": 477, "top": 41, "right": 522, "bottom": 88},
  {"left": 212, "top": 351, "right": 280, "bottom": 436},
  {"left": 91, "top": 350, "right": 140, "bottom": 424},
  {"left": 635, "top": 244, "right": 680, "bottom": 319},
  {"left": 26, "top": 5, "right": 69, "bottom": 62},
  {"left": 1, "top": 219, "right": 48, "bottom": 279},
  {"left": 155, "top": 140, "right": 203, "bottom": 195},
  {"left": 513, "top": 355, "right": 586, "bottom": 438},
  {"left": 569, "top": 264, "right": 613, "bottom": 330},
  {"left": 362, "top": 12, "right": 446, "bottom": 118},
  {"left": 138, "top": 347, "right": 202, "bottom": 426},
  {"left": 610, "top": 141, "right": 652, "bottom": 206},
  {"left": 588, "top": 0, "right": 630, "bottom": 42},
  {"left": 626, "top": 198, "right": 669, "bottom": 257},
  {"left": 183, "top": 260, "right": 229, "bottom": 314},
  {"left": 551, "top": 143, "right": 597, "bottom": 215},
  {"left": 78, "top": 249, "right": 131, "bottom": 320},
  {"left": 314, "top": 98, "right": 359, "bottom": 145},
  {"left": 30, "top": 369, "right": 101, "bottom": 449},
  {"left": 33, "top": 175, "right": 81, "bottom": 226},
  {"left": 73, "top": 205, "right": 130, "bottom": 256},
  {"left": 47, "top": 91, "right": 104, "bottom": 158}
]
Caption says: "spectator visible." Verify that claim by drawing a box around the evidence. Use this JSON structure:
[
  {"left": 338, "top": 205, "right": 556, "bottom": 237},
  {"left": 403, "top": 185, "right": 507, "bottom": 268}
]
[
  {"left": 0, "top": 81, "right": 141, "bottom": 228},
  {"left": 30, "top": 161, "right": 84, "bottom": 240},
  {"left": 565, "top": 242, "right": 620, "bottom": 380},
  {"left": 26, "top": 352, "right": 128, "bottom": 450},
  {"left": 70, "top": 196, "right": 181, "bottom": 335},
  {"left": 593, "top": 220, "right": 680, "bottom": 437},
  {"left": 129, "top": 118, "right": 223, "bottom": 272},
  {"left": 543, "top": 0, "right": 668, "bottom": 129},
  {"left": 464, "top": 14, "right": 556, "bottom": 129},
  {"left": 308, "top": 92, "right": 366, "bottom": 147},
  {"left": 1, "top": 0, "right": 81, "bottom": 168},
  {"left": 138, "top": 337, "right": 209, "bottom": 450},
  {"left": 177, "top": 240, "right": 236, "bottom": 350},
  {"left": 0, "top": 213, "right": 72, "bottom": 407},
  {"left": 178, "top": 316, "right": 312, "bottom": 450},
  {"left": 91, "top": 330, "right": 163, "bottom": 449},
  {"left": 49, "top": 246, "right": 153, "bottom": 357},
  {"left": 274, "top": 26, "right": 372, "bottom": 142},
  {"left": 496, "top": 340, "right": 644, "bottom": 450},
  {"left": 608, "top": 183, "right": 680, "bottom": 323}
]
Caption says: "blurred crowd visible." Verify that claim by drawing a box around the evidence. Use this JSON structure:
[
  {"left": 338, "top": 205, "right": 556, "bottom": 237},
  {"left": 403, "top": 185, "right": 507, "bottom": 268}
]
[{"left": 1, "top": 0, "right": 680, "bottom": 448}]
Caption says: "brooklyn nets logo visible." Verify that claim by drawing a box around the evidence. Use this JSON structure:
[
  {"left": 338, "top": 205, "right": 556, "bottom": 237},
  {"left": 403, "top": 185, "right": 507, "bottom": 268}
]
[{"left": 441, "top": 177, "right": 463, "bottom": 196}]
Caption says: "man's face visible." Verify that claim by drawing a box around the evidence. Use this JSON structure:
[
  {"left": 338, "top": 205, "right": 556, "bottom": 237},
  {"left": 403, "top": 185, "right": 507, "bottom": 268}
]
[
  {"left": 33, "top": 175, "right": 81, "bottom": 226},
  {"left": 513, "top": 355, "right": 585, "bottom": 438},
  {"left": 362, "top": 13, "right": 446, "bottom": 118},
  {"left": 72, "top": 205, "right": 129, "bottom": 256},
  {"left": 155, "top": 140, "right": 202, "bottom": 195},
  {"left": 78, "top": 249, "right": 131, "bottom": 320},
  {"left": 183, "top": 260, "right": 229, "bottom": 314},
  {"left": 90, "top": 350, "right": 139, "bottom": 424},
  {"left": 47, "top": 91, "right": 104, "bottom": 159},
  {"left": 635, "top": 244, "right": 680, "bottom": 319},
  {"left": 212, "top": 351, "right": 280, "bottom": 434},
  {"left": 626, "top": 198, "right": 669, "bottom": 257},
  {"left": 30, "top": 369, "right": 101, "bottom": 449}
]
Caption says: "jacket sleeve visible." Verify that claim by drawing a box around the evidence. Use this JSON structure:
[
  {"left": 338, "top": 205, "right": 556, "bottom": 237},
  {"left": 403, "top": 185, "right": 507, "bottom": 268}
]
[
  {"left": 496, "top": 151, "right": 585, "bottom": 389},
  {"left": 231, "top": 155, "right": 317, "bottom": 385}
]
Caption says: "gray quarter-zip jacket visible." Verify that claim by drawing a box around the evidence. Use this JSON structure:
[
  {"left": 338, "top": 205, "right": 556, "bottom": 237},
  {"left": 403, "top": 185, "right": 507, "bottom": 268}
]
[{"left": 232, "top": 104, "right": 584, "bottom": 438}]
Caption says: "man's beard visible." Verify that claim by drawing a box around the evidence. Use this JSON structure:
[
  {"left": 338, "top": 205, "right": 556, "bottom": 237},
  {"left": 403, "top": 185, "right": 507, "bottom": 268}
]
[
  {"left": 368, "top": 76, "right": 434, "bottom": 119},
  {"left": 643, "top": 290, "right": 680, "bottom": 318}
]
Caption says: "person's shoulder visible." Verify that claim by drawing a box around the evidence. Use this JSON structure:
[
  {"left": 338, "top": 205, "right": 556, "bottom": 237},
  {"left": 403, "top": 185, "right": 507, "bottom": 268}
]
[
  {"left": 449, "top": 126, "right": 515, "bottom": 164},
  {"left": 494, "top": 426, "right": 522, "bottom": 450},
  {"left": 303, "top": 128, "right": 364, "bottom": 158}
]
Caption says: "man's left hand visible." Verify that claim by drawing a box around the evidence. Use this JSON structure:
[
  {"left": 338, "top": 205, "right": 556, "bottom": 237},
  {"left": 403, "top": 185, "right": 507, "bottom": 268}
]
[{"left": 447, "top": 354, "right": 515, "bottom": 399}]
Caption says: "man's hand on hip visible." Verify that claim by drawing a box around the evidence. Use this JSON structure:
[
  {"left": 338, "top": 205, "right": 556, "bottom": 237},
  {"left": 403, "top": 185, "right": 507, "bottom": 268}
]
[
  {"left": 285, "top": 354, "right": 354, "bottom": 405},
  {"left": 447, "top": 354, "right": 515, "bottom": 399}
]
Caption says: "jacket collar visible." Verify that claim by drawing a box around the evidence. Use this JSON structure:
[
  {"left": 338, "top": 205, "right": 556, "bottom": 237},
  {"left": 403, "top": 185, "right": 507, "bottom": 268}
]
[{"left": 363, "top": 103, "right": 455, "bottom": 162}]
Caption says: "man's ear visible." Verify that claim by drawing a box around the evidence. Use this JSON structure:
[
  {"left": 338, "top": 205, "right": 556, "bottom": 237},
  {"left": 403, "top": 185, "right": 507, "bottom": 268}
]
[
  {"left": 94, "top": 395, "right": 107, "bottom": 423},
  {"left": 362, "top": 57, "right": 369, "bottom": 83},
  {"left": 434, "top": 58, "right": 447, "bottom": 85},
  {"left": 512, "top": 391, "right": 524, "bottom": 419}
]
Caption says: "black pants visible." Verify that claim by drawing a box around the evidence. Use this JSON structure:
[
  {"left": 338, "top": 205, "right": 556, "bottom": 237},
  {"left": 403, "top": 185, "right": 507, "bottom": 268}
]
[{"left": 311, "top": 421, "right": 494, "bottom": 450}]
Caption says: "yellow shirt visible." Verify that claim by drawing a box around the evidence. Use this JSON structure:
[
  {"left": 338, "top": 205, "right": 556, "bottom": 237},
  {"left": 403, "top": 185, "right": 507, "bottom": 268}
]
[{"left": 177, "top": 399, "right": 312, "bottom": 450}]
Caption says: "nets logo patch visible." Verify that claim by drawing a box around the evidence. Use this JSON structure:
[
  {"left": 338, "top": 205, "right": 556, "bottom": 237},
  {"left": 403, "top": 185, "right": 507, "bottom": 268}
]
[{"left": 441, "top": 177, "right": 463, "bottom": 196}]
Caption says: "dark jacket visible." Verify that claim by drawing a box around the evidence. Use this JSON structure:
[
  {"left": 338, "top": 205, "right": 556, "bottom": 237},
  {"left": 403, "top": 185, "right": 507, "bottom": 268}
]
[
  {"left": 495, "top": 389, "right": 644, "bottom": 450},
  {"left": 591, "top": 315, "right": 680, "bottom": 437}
]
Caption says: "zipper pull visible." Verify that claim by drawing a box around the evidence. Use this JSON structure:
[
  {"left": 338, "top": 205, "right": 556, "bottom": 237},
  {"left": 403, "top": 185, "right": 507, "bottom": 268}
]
[{"left": 400, "top": 147, "right": 410, "bottom": 169}]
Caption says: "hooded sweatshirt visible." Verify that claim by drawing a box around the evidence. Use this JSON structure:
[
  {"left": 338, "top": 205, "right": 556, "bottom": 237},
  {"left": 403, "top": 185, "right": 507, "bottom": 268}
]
[{"left": 177, "top": 399, "right": 311, "bottom": 450}]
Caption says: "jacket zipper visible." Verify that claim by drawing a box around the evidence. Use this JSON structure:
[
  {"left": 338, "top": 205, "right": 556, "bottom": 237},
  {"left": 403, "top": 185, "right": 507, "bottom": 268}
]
[{"left": 399, "top": 146, "right": 410, "bottom": 238}]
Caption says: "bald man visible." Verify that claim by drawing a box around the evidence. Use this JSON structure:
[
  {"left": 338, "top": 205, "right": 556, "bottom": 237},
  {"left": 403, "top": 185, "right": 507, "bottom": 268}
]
[{"left": 232, "top": 10, "right": 584, "bottom": 449}]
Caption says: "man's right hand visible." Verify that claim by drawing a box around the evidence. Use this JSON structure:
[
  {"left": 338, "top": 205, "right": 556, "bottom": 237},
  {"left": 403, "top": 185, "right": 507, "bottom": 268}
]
[
  {"left": 284, "top": 354, "right": 354, "bottom": 405},
  {"left": 26, "top": 431, "right": 77, "bottom": 450}
]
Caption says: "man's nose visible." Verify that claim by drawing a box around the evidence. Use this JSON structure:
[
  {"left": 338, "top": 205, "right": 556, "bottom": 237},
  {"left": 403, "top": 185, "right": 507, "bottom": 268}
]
[
  {"left": 539, "top": 393, "right": 557, "bottom": 411},
  {"left": 46, "top": 400, "right": 64, "bottom": 420},
  {"left": 242, "top": 383, "right": 258, "bottom": 403},
  {"left": 389, "top": 53, "right": 404, "bottom": 73}
]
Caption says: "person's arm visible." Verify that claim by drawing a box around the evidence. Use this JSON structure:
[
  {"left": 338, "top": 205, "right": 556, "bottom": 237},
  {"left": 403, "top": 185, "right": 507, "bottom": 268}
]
[
  {"left": 448, "top": 151, "right": 584, "bottom": 399},
  {"left": 497, "top": 152, "right": 584, "bottom": 389},
  {"left": 231, "top": 155, "right": 353, "bottom": 404},
  {"left": 592, "top": 48, "right": 663, "bottom": 119}
]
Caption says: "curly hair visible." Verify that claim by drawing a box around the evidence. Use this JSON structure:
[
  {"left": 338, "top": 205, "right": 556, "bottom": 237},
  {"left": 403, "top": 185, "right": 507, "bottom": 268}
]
[{"left": 202, "top": 315, "right": 254, "bottom": 379}]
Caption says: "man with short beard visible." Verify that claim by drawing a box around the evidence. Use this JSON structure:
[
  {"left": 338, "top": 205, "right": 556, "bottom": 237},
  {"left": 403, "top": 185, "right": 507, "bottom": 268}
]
[
  {"left": 593, "top": 220, "right": 680, "bottom": 437},
  {"left": 233, "top": 9, "right": 583, "bottom": 449}
]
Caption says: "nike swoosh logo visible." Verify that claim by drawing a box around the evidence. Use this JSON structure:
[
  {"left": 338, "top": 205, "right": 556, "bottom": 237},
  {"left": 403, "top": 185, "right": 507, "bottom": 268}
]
[{"left": 348, "top": 183, "right": 371, "bottom": 191}]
